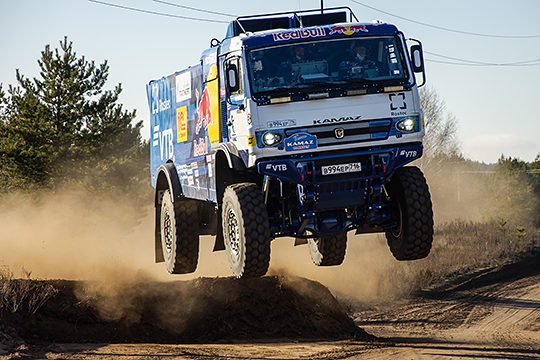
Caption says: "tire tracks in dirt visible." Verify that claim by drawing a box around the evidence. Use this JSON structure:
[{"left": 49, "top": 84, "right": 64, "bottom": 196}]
[{"left": 351, "top": 252, "right": 540, "bottom": 359}]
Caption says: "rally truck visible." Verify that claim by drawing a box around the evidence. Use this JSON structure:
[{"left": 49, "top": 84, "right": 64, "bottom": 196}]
[{"left": 147, "top": 6, "right": 433, "bottom": 278}]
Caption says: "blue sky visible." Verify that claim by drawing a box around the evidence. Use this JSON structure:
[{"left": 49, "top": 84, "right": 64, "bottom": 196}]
[{"left": 1, "top": 0, "right": 539, "bottom": 164}]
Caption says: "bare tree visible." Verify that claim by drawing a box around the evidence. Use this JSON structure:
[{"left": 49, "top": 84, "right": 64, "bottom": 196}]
[{"left": 419, "top": 85, "right": 461, "bottom": 165}]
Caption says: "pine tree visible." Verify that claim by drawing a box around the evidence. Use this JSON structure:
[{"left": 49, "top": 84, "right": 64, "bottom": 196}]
[{"left": 0, "top": 37, "right": 147, "bottom": 194}]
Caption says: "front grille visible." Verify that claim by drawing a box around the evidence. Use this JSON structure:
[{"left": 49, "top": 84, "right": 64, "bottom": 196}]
[{"left": 286, "top": 119, "right": 392, "bottom": 147}]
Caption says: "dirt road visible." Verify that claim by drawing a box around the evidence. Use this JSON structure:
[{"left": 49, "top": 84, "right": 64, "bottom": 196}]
[
  {"left": 353, "top": 252, "right": 540, "bottom": 359},
  {"left": 2, "top": 253, "right": 539, "bottom": 359}
]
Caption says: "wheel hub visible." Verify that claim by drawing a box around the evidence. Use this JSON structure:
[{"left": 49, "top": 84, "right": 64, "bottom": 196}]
[
  {"left": 226, "top": 208, "right": 240, "bottom": 256},
  {"left": 163, "top": 209, "right": 173, "bottom": 254}
]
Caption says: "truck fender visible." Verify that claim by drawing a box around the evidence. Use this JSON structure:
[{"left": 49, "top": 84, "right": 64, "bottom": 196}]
[
  {"left": 155, "top": 162, "right": 183, "bottom": 205},
  {"left": 154, "top": 161, "right": 183, "bottom": 263},
  {"left": 212, "top": 142, "right": 247, "bottom": 171},
  {"left": 211, "top": 143, "right": 248, "bottom": 253}
]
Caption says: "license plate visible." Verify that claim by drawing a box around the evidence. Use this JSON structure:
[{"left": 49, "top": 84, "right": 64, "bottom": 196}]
[
  {"left": 321, "top": 162, "right": 362, "bottom": 175},
  {"left": 267, "top": 119, "right": 296, "bottom": 129}
]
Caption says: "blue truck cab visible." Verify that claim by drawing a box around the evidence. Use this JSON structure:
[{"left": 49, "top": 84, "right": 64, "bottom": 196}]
[{"left": 147, "top": 7, "right": 433, "bottom": 278}]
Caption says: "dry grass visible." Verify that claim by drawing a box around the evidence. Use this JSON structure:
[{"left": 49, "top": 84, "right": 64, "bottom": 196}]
[
  {"left": 0, "top": 267, "right": 58, "bottom": 315},
  {"left": 398, "top": 218, "right": 540, "bottom": 294}
]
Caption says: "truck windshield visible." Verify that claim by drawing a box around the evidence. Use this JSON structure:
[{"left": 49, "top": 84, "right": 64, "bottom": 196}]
[{"left": 247, "top": 36, "right": 409, "bottom": 95}]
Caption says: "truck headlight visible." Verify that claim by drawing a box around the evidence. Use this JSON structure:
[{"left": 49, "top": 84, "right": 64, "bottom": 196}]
[
  {"left": 262, "top": 131, "right": 282, "bottom": 146},
  {"left": 396, "top": 117, "right": 416, "bottom": 133}
]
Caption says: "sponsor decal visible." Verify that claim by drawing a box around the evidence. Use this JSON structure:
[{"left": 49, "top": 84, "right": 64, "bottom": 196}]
[
  {"left": 390, "top": 93, "right": 407, "bottom": 116},
  {"left": 176, "top": 106, "right": 188, "bottom": 143},
  {"left": 247, "top": 135, "right": 256, "bottom": 147},
  {"left": 265, "top": 163, "right": 288, "bottom": 172},
  {"left": 313, "top": 115, "right": 361, "bottom": 124},
  {"left": 196, "top": 87, "right": 213, "bottom": 134},
  {"left": 285, "top": 133, "right": 317, "bottom": 152},
  {"left": 176, "top": 72, "right": 191, "bottom": 102},
  {"left": 206, "top": 154, "right": 214, "bottom": 178},
  {"left": 193, "top": 137, "right": 207, "bottom": 156},
  {"left": 273, "top": 27, "right": 325, "bottom": 41},
  {"left": 152, "top": 125, "right": 159, "bottom": 147},
  {"left": 329, "top": 25, "right": 368, "bottom": 35},
  {"left": 150, "top": 81, "right": 171, "bottom": 115},
  {"left": 155, "top": 128, "right": 173, "bottom": 161},
  {"left": 204, "top": 55, "right": 216, "bottom": 65},
  {"left": 399, "top": 150, "right": 418, "bottom": 158}
]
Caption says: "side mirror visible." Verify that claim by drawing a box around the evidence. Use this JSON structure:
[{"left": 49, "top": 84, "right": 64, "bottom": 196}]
[
  {"left": 410, "top": 44, "right": 424, "bottom": 73},
  {"left": 227, "top": 64, "right": 240, "bottom": 93},
  {"left": 409, "top": 41, "right": 426, "bottom": 87}
]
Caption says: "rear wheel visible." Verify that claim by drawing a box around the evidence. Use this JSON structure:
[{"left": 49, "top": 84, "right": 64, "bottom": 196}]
[
  {"left": 222, "top": 183, "right": 271, "bottom": 278},
  {"left": 308, "top": 232, "right": 348, "bottom": 266},
  {"left": 160, "top": 189, "right": 199, "bottom": 274},
  {"left": 385, "top": 166, "right": 433, "bottom": 260}
]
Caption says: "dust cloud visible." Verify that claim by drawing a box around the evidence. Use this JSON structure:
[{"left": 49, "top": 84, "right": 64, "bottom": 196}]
[
  {"left": 0, "top": 188, "right": 415, "bottom": 308},
  {"left": 1, "top": 160, "right": 538, "bottom": 311},
  {"left": 269, "top": 234, "right": 421, "bottom": 303},
  {"left": 0, "top": 190, "right": 231, "bottom": 282}
]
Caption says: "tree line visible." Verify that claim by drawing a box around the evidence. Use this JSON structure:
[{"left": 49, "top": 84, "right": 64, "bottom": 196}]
[
  {"left": 419, "top": 86, "right": 540, "bottom": 225},
  {"left": 0, "top": 37, "right": 149, "bottom": 201}
]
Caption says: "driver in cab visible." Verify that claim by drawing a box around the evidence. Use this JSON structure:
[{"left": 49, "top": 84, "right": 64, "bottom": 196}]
[{"left": 339, "top": 42, "right": 378, "bottom": 77}]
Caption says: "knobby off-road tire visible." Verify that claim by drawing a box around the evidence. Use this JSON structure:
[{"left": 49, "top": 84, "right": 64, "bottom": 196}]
[
  {"left": 308, "top": 232, "right": 348, "bottom": 266},
  {"left": 385, "top": 166, "right": 433, "bottom": 260},
  {"left": 222, "top": 183, "right": 271, "bottom": 278},
  {"left": 160, "top": 189, "right": 199, "bottom": 274}
]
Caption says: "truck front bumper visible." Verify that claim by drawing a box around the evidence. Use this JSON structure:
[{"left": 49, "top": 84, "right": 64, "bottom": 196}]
[{"left": 257, "top": 143, "right": 423, "bottom": 237}]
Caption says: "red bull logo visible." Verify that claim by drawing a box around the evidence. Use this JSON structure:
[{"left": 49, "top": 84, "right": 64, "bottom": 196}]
[
  {"left": 273, "top": 27, "right": 325, "bottom": 41},
  {"left": 193, "top": 137, "right": 207, "bottom": 156},
  {"left": 196, "top": 87, "right": 213, "bottom": 134},
  {"left": 329, "top": 25, "right": 368, "bottom": 35}
]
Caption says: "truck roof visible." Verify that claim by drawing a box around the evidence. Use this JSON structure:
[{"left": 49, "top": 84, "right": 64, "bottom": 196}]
[
  {"left": 223, "top": 7, "right": 400, "bottom": 50},
  {"left": 238, "top": 21, "right": 400, "bottom": 50},
  {"left": 225, "top": 7, "right": 357, "bottom": 38}
]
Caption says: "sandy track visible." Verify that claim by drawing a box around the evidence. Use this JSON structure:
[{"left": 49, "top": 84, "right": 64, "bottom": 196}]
[
  {"left": 3, "top": 254, "right": 540, "bottom": 359},
  {"left": 353, "top": 253, "right": 540, "bottom": 359}
]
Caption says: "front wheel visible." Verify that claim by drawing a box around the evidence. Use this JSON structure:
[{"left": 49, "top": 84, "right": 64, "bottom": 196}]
[
  {"left": 222, "top": 183, "right": 271, "bottom": 278},
  {"left": 308, "top": 232, "right": 348, "bottom": 266},
  {"left": 385, "top": 166, "right": 433, "bottom": 260}
]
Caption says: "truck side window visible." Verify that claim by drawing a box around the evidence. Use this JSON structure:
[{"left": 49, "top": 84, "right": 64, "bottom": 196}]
[{"left": 226, "top": 57, "right": 243, "bottom": 96}]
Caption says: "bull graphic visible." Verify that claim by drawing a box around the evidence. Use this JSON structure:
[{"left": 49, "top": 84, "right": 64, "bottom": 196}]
[
  {"left": 196, "top": 87, "right": 213, "bottom": 134},
  {"left": 329, "top": 25, "right": 368, "bottom": 35}
]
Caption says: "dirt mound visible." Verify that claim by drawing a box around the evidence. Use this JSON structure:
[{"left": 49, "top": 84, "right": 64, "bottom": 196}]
[{"left": 1, "top": 275, "right": 373, "bottom": 346}]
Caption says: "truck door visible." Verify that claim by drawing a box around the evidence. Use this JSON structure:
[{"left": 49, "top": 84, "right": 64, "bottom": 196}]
[{"left": 220, "top": 53, "right": 246, "bottom": 144}]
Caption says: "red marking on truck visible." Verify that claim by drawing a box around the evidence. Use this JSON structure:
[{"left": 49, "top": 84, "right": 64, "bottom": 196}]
[
  {"left": 196, "top": 87, "right": 213, "bottom": 134},
  {"left": 193, "top": 137, "right": 207, "bottom": 156},
  {"left": 329, "top": 25, "right": 368, "bottom": 35},
  {"left": 272, "top": 27, "right": 325, "bottom": 41}
]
